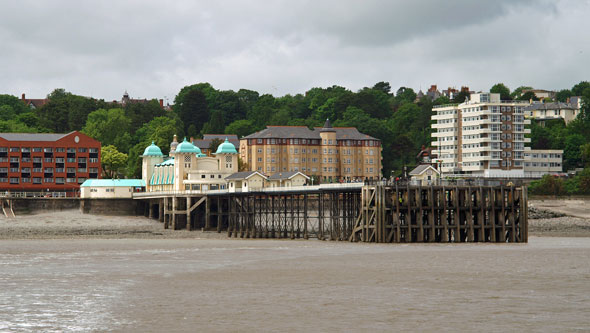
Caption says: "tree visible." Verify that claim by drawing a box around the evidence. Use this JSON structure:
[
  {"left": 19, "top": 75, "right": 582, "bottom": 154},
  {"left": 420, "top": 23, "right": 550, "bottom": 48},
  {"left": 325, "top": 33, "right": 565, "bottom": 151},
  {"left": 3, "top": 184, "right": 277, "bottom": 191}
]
[
  {"left": 510, "top": 86, "right": 532, "bottom": 99},
  {"left": 175, "top": 88, "right": 209, "bottom": 134},
  {"left": 490, "top": 83, "right": 511, "bottom": 100},
  {"left": 452, "top": 91, "right": 470, "bottom": 104},
  {"left": 529, "top": 175, "right": 565, "bottom": 195},
  {"left": 101, "top": 145, "right": 128, "bottom": 179},
  {"left": 395, "top": 87, "right": 417, "bottom": 104},
  {"left": 127, "top": 116, "right": 179, "bottom": 177},
  {"left": 518, "top": 91, "right": 538, "bottom": 101},
  {"left": 572, "top": 81, "right": 590, "bottom": 96},
  {"left": 556, "top": 89, "right": 573, "bottom": 102},
  {"left": 564, "top": 134, "right": 586, "bottom": 171},
  {"left": 373, "top": 81, "right": 392, "bottom": 95},
  {"left": 225, "top": 119, "right": 256, "bottom": 138},
  {"left": 208, "top": 138, "right": 223, "bottom": 154},
  {"left": 581, "top": 143, "right": 590, "bottom": 167},
  {"left": 82, "top": 108, "right": 132, "bottom": 153},
  {"left": 201, "top": 109, "right": 225, "bottom": 134}
]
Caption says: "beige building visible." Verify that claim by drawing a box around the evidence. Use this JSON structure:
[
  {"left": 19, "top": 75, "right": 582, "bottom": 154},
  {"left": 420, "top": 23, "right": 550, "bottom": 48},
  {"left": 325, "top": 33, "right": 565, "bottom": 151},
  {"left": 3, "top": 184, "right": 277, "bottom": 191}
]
[
  {"left": 409, "top": 164, "right": 440, "bottom": 185},
  {"left": 225, "top": 171, "right": 267, "bottom": 192},
  {"left": 240, "top": 120, "right": 382, "bottom": 182},
  {"left": 80, "top": 179, "right": 145, "bottom": 198},
  {"left": 142, "top": 137, "right": 238, "bottom": 193},
  {"left": 525, "top": 102, "right": 581, "bottom": 125},
  {"left": 267, "top": 171, "right": 309, "bottom": 188},
  {"left": 524, "top": 150, "right": 564, "bottom": 177}
]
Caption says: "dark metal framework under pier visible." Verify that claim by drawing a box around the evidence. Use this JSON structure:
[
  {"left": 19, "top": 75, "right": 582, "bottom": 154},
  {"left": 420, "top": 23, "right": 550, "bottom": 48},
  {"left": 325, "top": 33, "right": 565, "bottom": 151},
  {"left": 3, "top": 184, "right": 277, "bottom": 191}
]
[{"left": 136, "top": 184, "right": 527, "bottom": 243}]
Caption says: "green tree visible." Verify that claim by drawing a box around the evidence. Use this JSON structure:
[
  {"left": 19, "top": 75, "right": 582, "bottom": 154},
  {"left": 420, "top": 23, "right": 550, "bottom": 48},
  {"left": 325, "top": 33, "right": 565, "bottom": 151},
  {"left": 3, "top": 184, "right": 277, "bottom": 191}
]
[
  {"left": 581, "top": 143, "right": 590, "bottom": 167},
  {"left": 208, "top": 138, "right": 223, "bottom": 154},
  {"left": 101, "top": 145, "right": 128, "bottom": 179},
  {"left": 452, "top": 90, "right": 470, "bottom": 104},
  {"left": 225, "top": 119, "right": 256, "bottom": 138},
  {"left": 395, "top": 87, "right": 417, "bottom": 105},
  {"left": 490, "top": 83, "right": 511, "bottom": 100},
  {"left": 510, "top": 86, "right": 532, "bottom": 99},
  {"left": 175, "top": 88, "right": 209, "bottom": 134},
  {"left": 518, "top": 91, "right": 538, "bottom": 101},
  {"left": 564, "top": 134, "right": 586, "bottom": 170},
  {"left": 572, "top": 81, "right": 590, "bottom": 96},
  {"left": 127, "top": 116, "right": 179, "bottom": 177},
  {"left": 556, "top": 89, "right": 573, "bottom": 102},
  {"left": 529, "top": 175, "right": 565, "bottom": 195},
  {"left": 373, "top": 81, "right": 392, "bottom": 95},
  {"left": 82, "top": 108, "right": 132, "bottom": 153}
]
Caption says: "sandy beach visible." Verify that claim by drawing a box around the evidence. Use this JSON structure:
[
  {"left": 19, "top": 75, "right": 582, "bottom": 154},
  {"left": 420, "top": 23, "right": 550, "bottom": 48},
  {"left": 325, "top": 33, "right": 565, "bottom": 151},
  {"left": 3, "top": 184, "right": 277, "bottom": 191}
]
[{"left": 0, "top": 210, "right": 227, "bottom": 240}]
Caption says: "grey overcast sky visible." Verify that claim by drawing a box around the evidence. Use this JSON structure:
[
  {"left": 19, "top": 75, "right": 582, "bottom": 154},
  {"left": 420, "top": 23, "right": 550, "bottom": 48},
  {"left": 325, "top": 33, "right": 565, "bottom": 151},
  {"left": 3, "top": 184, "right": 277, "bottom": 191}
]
[{"left": 1, "top": 0, "right": 589, "bottom": 102}]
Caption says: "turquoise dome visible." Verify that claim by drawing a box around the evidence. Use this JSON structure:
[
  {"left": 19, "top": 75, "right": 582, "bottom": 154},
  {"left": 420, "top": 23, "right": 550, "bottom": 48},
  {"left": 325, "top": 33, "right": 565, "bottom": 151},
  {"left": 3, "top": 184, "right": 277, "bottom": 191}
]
[
  {"left": 175, "top": 138, "right": 202, "bottom": 154},
  {"left": 215, "top": 138, "right": 238, "bottom": 154},
  {"left": 143, "top": 141, "right": 163, "bottom": 156}
]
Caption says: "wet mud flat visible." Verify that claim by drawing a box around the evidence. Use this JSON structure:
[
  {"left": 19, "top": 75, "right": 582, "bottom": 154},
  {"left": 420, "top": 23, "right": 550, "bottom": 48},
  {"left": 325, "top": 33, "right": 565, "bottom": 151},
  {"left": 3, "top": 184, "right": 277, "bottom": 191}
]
[{"left": 0, "top": 237, "right": 589, "bottom": 332}]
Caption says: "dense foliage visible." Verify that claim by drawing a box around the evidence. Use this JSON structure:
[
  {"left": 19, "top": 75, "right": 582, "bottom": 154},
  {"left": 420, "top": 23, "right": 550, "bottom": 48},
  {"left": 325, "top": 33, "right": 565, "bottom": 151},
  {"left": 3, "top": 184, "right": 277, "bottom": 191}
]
[{"left": 1, "top": 80, "right": 589, "bottom": 183}]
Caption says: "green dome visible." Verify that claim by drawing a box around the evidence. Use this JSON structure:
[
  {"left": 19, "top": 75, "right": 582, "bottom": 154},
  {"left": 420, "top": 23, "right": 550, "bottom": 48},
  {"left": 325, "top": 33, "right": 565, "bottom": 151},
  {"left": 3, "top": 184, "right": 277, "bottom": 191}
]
[
  {"left": 175, "top": 137, "right": 201, "bottom": 154},
  {"left": 215, "top": 138, "right": 238, "bottom": 154},
  {"left": 143, "top": 141, "right": 163, "bottom": 156}
]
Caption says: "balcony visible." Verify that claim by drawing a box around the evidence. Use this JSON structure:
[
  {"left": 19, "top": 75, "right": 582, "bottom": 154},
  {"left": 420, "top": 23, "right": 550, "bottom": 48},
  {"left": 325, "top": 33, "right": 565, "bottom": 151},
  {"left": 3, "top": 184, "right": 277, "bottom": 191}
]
[
  {"left": 9, "top": 168, "right": 19, "bottom": 172},
  {"left": 33, "top": 157, "right": 42, "bottom": 163},
  {"left": 78, "top": 168, "right": 87, "bottom": 173},
  {"left": 432, "top": 123, "right": 456, "bottom": 129},
  {"left": 0, "top": 157, "right": 7, "bottom": 162},
  {"left": 44, "top": 158, "right": 53, "bottom": 163},
  {"left": 55, "top": 168, "right": 65, "bottom": 173},
  {"left": 55, "top": 158, "right": 65, "bottom": 163},
  {"left": 10, "top": 158, "right": 19, "bottom": 163},
  {"left": 33, "top": 168, "right": 43, "bottom": 173}
]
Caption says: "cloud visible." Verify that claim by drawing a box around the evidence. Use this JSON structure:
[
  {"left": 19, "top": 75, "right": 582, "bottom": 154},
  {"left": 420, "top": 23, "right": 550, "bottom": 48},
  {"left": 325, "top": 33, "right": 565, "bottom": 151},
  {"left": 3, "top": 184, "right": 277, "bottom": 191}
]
[{"left": 0, "top": 0, "right": 588, "bottom": 101}]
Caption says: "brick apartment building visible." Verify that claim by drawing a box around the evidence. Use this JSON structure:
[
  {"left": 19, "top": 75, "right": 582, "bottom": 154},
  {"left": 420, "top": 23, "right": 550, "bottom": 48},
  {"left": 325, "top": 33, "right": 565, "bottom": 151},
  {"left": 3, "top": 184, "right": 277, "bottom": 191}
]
[
  {"left": 0, "top": 131, "right": 101, "bottom": 193},
  {"left": 240, "top": 120, "right": 382, "bottom": 182}
]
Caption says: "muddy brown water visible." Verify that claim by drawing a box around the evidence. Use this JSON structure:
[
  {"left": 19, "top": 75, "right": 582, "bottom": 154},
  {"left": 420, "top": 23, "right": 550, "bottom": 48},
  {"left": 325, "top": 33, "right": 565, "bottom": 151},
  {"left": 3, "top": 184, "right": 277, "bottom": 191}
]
[{"left": 1, "top": 237, "right": 589, "bottom": 332}]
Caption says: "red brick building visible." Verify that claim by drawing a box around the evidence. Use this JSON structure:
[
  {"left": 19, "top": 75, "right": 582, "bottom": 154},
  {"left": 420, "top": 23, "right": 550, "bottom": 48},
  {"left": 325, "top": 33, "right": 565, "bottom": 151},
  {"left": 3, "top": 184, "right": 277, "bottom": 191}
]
[{"left": 0, "top": 131, "right": 101, "bottom": 193}]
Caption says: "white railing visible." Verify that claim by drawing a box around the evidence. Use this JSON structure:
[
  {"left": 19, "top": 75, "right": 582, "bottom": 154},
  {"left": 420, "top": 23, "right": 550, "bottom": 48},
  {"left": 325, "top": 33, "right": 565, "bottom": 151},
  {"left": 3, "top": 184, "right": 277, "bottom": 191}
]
[{"left": 133, "top": 183, "right": 366, "bottom": 198}]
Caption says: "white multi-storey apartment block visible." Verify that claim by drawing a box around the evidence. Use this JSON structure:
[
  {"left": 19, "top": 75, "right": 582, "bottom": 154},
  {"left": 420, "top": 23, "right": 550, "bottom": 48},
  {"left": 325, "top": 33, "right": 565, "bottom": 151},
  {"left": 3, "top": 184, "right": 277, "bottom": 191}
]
[{"left": 432, "top": 93, "right": 562, "bottom": 178}]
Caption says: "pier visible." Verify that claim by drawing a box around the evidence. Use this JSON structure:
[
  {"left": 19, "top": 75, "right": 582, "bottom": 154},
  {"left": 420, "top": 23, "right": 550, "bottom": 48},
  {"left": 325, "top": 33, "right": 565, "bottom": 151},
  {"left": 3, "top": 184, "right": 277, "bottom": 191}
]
[{"left": 134, "top": 182, "right": 528, "bottom": 243}]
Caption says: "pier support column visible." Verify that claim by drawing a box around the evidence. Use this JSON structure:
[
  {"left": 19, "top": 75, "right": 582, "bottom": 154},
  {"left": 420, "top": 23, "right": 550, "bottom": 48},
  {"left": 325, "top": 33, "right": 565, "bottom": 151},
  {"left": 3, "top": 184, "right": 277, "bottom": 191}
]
[
  {"left": 186, "top": 197, "right": 191, "bottom": 231},
  {"left": 159, "top": 200, "right": 164, "bottom": 223},
  {"left": 148, "top": 201, "right": 154, "bottom": 219},
  {"left": 172, "top": 196, "right": 177, "bottom": 230},
  {"left": 164, "top": 197, "right": 169, "bottom": 229}
]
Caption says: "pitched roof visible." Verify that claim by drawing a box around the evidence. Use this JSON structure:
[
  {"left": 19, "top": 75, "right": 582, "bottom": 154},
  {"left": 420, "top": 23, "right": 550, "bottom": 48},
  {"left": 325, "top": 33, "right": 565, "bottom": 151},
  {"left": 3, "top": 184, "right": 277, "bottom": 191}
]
[
  {"left": 0, "top": 132, "right": 72, "bottom": 141},
  {"left": 409, "top": 164, "right": 439, "bottom": 176},
  {"left": 525, "top": 102, "right": 577, "bottom": 111},
  {"left": 242, "top": 126, "right": 379, "bottom": 141},
  {"left": 268, "top": 171, "right": 310, "bottom": 180},
  {"left": 193, "top": 134, "right": 240, "bottom": 149},
  {"left": 80, "top": 179, "right": 145, "bottom": 187},
  {"left": 225, "top": 171, "right": 267, "bottom": 180}
]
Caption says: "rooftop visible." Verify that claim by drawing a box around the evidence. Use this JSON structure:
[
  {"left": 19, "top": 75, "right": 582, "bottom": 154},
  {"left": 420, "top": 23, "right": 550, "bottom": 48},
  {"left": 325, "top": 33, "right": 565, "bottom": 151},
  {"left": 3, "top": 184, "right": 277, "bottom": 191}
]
[{"left": 81, "top": 179, "right": 145, "bottom": 187}]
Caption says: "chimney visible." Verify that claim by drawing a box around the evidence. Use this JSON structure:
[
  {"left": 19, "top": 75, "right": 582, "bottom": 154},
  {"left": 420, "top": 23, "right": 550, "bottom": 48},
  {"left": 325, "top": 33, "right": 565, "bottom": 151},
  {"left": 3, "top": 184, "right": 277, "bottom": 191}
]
[
  {"left": 159, "top": 99, "right": 164, "bottom": 108},
  {"left": 22, "top": 93, "right": 25, "bottom": 100}
]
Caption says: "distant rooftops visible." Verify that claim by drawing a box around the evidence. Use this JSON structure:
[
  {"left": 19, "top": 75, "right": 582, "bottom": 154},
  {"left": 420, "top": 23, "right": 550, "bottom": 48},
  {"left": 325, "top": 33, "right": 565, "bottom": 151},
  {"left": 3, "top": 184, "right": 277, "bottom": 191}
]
[{"left": 193, "top": 134, "right": 239, "bottom": 150}]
